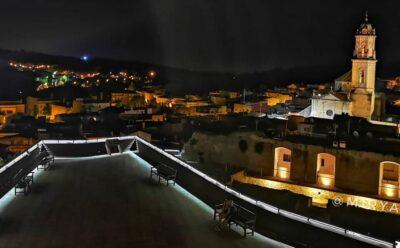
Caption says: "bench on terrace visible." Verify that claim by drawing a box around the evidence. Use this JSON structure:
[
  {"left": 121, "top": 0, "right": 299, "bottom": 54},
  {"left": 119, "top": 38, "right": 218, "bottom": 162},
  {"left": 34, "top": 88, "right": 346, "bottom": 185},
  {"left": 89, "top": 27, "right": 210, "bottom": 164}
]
[
  {"left": 149, "top": 162, "right": 177, "bottom": 186},
  {"left": 214, "top": 201, "right": 256, "bottom": 237}
]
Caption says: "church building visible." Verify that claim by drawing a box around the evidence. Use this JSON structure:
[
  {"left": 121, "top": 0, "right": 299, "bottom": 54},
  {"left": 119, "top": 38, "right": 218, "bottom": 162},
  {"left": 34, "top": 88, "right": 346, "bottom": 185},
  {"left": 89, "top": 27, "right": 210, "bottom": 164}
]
[{"left": 310, "top": 12, "right": 379, "bottom": 120}]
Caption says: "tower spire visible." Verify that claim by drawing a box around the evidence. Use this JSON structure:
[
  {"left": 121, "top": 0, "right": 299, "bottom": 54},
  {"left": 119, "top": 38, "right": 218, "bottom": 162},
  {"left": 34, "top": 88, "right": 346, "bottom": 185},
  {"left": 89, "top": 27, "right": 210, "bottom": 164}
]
[{"left": 364, "top": 11, "right": 369, "bottom": 23}]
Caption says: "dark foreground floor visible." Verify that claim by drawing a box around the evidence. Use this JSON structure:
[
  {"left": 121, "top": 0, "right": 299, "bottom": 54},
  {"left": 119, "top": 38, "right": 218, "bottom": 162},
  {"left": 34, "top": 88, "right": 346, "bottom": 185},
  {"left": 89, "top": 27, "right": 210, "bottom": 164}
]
[{"left": 0, "top": 153, "right": 289, "bottom": 248}]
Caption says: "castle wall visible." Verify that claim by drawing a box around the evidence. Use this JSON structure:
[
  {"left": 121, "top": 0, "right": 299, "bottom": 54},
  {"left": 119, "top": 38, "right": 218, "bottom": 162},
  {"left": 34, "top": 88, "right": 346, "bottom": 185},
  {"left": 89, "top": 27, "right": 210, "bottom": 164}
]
[{"left": 183, "top": 131, "right": 400, "bottom": 196}]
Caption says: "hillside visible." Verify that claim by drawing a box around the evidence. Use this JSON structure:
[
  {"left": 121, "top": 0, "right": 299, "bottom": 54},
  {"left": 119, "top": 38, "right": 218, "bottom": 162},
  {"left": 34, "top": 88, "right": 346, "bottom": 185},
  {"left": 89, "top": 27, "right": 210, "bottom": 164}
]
[{"left": 0, "top": 48, "right": 399, "bottom": 99}]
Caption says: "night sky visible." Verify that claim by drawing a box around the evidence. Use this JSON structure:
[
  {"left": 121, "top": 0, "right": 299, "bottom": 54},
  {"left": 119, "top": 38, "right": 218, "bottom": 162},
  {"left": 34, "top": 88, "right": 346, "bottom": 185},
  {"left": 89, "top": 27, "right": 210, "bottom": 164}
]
[{"left": 1, "top": 0, "right": 400, "bottom": 73}]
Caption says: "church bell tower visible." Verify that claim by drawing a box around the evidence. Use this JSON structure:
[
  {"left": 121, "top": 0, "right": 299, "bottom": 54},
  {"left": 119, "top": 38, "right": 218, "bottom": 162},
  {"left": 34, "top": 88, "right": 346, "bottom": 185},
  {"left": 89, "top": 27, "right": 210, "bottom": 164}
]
[
  {"left": 350, "top": 12, "right": 377, "bottom": 119},
  {"left": 351, "top": 11, "right": 377, "bottom": 91}
]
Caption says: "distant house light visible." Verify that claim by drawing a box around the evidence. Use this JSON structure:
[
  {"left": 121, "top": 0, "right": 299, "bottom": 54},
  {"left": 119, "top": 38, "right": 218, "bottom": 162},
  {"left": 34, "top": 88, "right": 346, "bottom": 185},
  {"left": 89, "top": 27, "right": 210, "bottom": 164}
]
[{"left": 148, "top": 70, "right": 156, "bottom": 78}]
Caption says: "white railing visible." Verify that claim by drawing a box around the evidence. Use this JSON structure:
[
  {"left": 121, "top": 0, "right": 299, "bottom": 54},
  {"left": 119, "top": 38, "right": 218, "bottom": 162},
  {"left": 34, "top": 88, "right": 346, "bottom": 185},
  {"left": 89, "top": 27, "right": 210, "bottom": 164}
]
[
  {"left": 0, "top": 136, "right": 394, "bottom": 248},
  {"left": 134, "top": 136, "right": 394, "bottom": 248}
]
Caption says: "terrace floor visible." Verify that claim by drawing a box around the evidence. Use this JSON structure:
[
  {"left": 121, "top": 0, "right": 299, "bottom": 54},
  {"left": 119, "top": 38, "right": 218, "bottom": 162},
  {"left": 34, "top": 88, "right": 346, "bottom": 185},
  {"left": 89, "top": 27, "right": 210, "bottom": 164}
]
[{"left": 0, "top": 153, "right": 289, "bottom": 248}]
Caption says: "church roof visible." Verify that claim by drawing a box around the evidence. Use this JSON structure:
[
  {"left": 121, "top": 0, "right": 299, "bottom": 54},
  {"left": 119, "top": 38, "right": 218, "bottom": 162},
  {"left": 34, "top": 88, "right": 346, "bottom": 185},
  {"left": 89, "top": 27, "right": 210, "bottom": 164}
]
[
  {"left": 315, "top": 92, "right": 349, "bottom": 102},
  {"left": 335, "top": 70, "right": 352, "bottom": 82},
  {"left": 331, "top": 92, "right": 350, "bottom": 101}
]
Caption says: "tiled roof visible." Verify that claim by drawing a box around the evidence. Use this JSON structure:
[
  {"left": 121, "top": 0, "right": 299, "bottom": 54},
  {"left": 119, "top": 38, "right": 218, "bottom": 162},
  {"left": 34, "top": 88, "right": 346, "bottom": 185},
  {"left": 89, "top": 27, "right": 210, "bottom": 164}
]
[{"left": 335, "top": 70, "right": 352, "bottom": 82}]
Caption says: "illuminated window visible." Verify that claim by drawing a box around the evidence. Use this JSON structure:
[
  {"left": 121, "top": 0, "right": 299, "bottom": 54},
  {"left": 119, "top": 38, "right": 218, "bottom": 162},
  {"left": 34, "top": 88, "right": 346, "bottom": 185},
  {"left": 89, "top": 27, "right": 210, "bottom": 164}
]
[
  {"left": 274, "top": 147, "right": 292, "bottom": 180},
  {"left": 379, "top": 162, "right": 400, "bottom": 198},
  {"left": 316, "top": 153, "right": 335, "bottom": 188}
]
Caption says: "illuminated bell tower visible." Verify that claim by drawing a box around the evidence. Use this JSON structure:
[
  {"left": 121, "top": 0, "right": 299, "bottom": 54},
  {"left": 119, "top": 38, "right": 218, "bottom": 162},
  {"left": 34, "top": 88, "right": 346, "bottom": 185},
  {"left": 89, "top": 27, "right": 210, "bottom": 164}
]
[
  {"left": 350, "top": 12, "right": 377, "bottom": 119},
  {"left": 351, "top": 11, "right": 377, "bottom": 91}
]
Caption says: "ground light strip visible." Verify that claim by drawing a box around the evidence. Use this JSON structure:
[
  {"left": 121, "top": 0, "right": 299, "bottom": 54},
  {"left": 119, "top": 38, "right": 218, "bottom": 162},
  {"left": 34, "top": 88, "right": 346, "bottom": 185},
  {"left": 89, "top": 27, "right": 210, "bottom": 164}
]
[{"left": 0, "top": 137, "right": 393, "bottom": 248}]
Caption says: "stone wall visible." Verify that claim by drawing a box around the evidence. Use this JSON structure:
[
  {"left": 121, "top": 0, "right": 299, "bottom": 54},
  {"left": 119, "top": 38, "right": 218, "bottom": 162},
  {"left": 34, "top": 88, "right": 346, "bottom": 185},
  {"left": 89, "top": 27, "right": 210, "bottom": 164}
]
[{"left": 183, "top": 131, "right": 400, "bottom": 196}]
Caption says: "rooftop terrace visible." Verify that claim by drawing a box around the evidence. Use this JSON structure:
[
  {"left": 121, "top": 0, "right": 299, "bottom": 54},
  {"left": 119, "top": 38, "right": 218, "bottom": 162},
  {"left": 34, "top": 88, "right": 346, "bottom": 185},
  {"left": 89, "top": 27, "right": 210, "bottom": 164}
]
[
  {"left": 0, "top": 153, "right": 286, "bottom": 248},
  {"left": 0, "top": 137, "right": 394, "bottom": 248}
]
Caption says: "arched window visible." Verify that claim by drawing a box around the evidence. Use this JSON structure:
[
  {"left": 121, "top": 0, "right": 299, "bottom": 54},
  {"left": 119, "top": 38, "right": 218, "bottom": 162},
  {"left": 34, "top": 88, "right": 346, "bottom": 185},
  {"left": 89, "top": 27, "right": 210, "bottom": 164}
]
[
  {"left": 316, "top": 153, "right": 336, "bottom": 188},
  {"left": 359, "top": 69, "right": 365, "bottom": 85},
  {"left": 379, "top": 161, "right": 400, "bottom": 198},
  {"left": 274, "top": 147, "right": 292, "bottom": 180}
]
